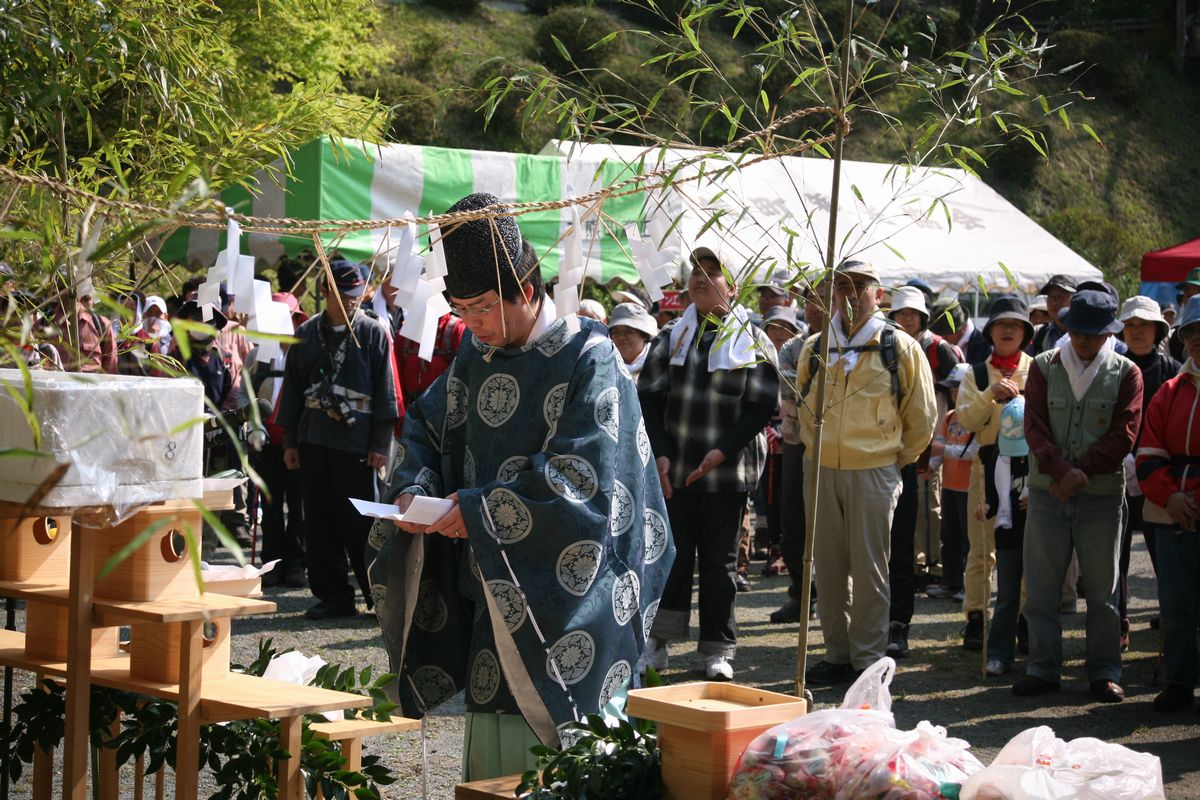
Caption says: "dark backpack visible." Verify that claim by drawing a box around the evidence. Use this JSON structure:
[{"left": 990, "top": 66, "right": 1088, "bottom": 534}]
[{"left": 799, "top": 322, "right": 902, "bottom": 407}]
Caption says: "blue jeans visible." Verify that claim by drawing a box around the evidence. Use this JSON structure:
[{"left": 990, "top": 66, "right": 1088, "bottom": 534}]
[
  {"left": 1023, "top": 489, "right": 1123, "bottom": 684},
  {"left": 987, "top": 547, "right": 1023, "bottom": 666},
  {"left": 1148, "top": 524, "right": 1200, "bottom": 689}
]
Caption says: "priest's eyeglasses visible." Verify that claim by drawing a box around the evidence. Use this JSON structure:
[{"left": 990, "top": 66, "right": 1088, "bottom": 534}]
[{"left": 450, "top": 298, "right": 503, "bottom": 318}]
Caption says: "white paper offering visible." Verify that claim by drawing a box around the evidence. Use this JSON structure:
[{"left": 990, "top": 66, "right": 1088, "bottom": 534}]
[{"left": 350, "top": 496, "right": 456, "bottom": 525}]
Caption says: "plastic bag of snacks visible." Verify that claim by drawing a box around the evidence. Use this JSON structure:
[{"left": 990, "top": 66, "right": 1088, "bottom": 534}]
[
  {"left": 727, "top": 658, "right": 983, "bottom": 800},
  {"left": 959, "top": 726, "right": 1165, "bottom": 800}
]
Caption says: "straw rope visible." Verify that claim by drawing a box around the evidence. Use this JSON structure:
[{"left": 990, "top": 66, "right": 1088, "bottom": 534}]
[{"left": 0, "top": 106, "right": 848, "bottom": 235}]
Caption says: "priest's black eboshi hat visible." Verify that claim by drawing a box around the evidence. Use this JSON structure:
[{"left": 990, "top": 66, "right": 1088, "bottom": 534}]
[{"left": 442, "top": 192, "right": 525, "bottom": 300}]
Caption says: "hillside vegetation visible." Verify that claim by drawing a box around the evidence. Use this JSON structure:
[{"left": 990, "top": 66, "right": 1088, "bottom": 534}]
[{"left": 352, "top": 0, "right": 1200, "bottom": 293}]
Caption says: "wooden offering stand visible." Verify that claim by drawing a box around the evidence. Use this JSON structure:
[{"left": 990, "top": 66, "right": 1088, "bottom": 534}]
[
  {"left": 0, "top": 496, "right": 411, "bottom": 800},
  {"left": 627, "top": 681, "right": 808, "bottom": 800}
]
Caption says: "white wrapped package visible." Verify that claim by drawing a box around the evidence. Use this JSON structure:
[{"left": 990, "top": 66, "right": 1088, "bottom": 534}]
[
  {"left": 262, "top": 652, "right": 343, "bottom": 721},
  {"left": 0, "top": 369, "right": 204, "bottom": 518}
]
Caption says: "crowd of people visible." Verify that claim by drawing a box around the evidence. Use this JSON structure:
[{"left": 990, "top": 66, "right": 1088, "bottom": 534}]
[{"left": 6, "top": 217, "right": 1200, "bottom": 780}]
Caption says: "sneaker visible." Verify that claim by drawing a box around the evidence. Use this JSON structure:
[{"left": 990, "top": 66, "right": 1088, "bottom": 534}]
[
  {"left": 805, "top": 660, "right": 860, "bottom": 686},
  {"left": 734, "top": 572, "right": 752, "bottom": 593},
  {"left": 886, "top": 622, "right": 910, "bottom": 659},
  {"left": 704, "top": 655, "right": 733, "bottom": 681},
  {"left": 951, "top": 588, "right": 965, "bottom": 603},
  {"left": 1152, "top": 683, "right": 1194, "bottom": 712},
  {"left": 304, "top": 600, "right": 358, "bottom": 621},
  {"left": 1016, "top": 614, "right": 1029, "bottom": 656},
  {"left": 985, "top": 658, "right": 1009, "bottom": 677},
  {"left": 925, "top": 583, "right": 955, "bottom": 599},
  {"left": 769, "top": 599, "right": 803, "bottom": 624},
  {"left": 1012, "top": 674, "right": 1061, "bottom": 696},
  {"left": 962, "top": 610, "right": 984, "bottom": 651},
  {"left": 642, "top": 636, "right": 668, "bottom": 672}
]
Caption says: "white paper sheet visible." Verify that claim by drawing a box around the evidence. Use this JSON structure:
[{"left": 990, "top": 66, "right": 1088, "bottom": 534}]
[{"left": 350, "top": 496, "right": 456, "bottom": 525}]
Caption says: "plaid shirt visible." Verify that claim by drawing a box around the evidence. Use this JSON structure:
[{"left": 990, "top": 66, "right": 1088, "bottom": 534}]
[{"left": 638, "top": 318, "right": 779, "bottom": 493}]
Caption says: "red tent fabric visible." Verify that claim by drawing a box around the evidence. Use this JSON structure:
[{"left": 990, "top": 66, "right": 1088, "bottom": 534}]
[{"left": 1142, "top": 238, "right": 1200, "bottom": 282}]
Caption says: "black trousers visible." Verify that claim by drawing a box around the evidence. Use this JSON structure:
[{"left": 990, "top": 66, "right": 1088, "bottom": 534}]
[
  {"left": 658, "top": 488, "right": 747, "bottom": 656},
  {"left": 299, "top": 443, "right": 374, "bottom": 608},
  {"left": 254, "top": 444, "right": 306, "bottom": 570},
  {"left": 940, "top": 489, "right": 969, "bottom": 591},
  {"left": 888, "top": 463, "right": 918, "bottom": 624},
  {"left": 781, "top": 442, "right": 808, "bottom": 599}
]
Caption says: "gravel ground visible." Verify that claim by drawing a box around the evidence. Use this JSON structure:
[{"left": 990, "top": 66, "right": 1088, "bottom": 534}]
[{"left": 3, "top": 537, "right": 1198, "bottom": 799}]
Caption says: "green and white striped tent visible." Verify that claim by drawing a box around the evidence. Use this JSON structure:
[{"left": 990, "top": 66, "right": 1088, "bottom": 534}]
[{"left": 159, "top": 135, "right": 653, "bottom": 283}]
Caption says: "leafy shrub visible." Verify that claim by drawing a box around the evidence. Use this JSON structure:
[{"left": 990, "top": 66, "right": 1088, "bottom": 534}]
[
  {"left": 1043, "top": 29, "right": 1145, "bottom": 104},
  {"left": 982, "top": 126, "right": 1055, "bottom": 188},
  {"left": 350, "top": 71, "right": 440, "bottom": 144},
  {"left": 1039, "top": 206, "right": 1142, "bottom": 280},
  {"left": 466, "top": 58, "right": 557, "bottom": 149},
  {"left": 422, "top": 0, "right": 480, "bottom": 13},
  {"left": 535, "top": 5, "right": 625, "bottom": 74}
]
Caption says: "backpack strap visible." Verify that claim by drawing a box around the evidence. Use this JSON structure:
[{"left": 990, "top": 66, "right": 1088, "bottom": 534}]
[
  {"left": 924, "top": 335, "right": 940, "bottom": 374},
  {"left": 973, "top": 361, "right": 990, "bottom": 395},
  {"left": 798, "top": 324, "right": 903, "bottom": 407}
]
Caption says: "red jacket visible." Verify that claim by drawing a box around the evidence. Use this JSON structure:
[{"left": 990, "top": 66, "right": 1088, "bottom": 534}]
[
  {"left": 1136, "top": 369, "right": 1200, "bottom": 524},
  {"left": 396, "top": 313, "right": 466, "bottom": 409}
]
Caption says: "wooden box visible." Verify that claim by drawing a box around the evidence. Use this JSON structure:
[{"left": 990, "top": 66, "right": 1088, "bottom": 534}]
[
  {"left": 93, "top": 503, "right": 203, "bottom": 602},
  {"left": 128, "top": 618, "right": 231, "bottom": 684},
  {"left": 23, "top": 600, "right": 121, "bottom": 662},
  {"left": 0, "top": 510, "right": 70, "bottom": 584},
  {"left": 627, "top": 682, "right": 808, "bottom": 800}
]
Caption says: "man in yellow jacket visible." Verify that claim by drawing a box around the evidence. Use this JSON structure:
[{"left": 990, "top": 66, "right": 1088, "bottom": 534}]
[{"left": 796, "top": 261, "right": 937, "bottom": 685}]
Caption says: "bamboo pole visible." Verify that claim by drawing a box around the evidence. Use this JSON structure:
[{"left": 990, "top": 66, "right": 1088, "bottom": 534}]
[{"left": 796, "top": 0, "right": 855, "bottom": 702}]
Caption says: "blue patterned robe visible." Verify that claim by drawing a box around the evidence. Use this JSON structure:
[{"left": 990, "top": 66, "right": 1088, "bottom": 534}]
[{"left": 366, "top": 312, "right": 675, "bottom": 747}]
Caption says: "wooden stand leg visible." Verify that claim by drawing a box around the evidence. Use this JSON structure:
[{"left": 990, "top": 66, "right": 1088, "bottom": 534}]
[
  {"left": 340, "top": 738, "right": 362, "bottom": 772},
  {"left": 98, "top": 714, "right": 121, "bottom": 800},
  {"left": 175, "top": 620, "right": 202, "bottom": 800},
  {"left": 134, "top": 753, "right": 145, "bottom": 800},
  {"left": 32, "top": 672, "right": 53, "bottom": 800},
  {"left": 155, "top": 766, "right": 165, "bottom": 800},
  {"left": 63, "top": 520, "right": 94, "bottom": 800},
  {"left": 277, "top": 716, "right": 303, "bottom": 800}
]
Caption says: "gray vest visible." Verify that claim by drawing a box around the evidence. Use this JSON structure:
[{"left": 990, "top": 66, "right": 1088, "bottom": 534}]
[{"left": 1028, "top": 348, "right": 1131, "bottom": 496}]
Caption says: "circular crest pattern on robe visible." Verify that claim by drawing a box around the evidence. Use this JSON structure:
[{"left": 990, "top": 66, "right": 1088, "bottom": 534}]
[
  {"left": 470, "top": 648, "right": 501, "bottom": 706},
  {"left": 556, "top": 540, "right": 604, "bottom": 596},
  {"left": 594, "top": 386, "right": 620, "bottom": 443},
  {"left": 536, "top": 323, "right": 572, "bottom": 357},
  {"left": 609, "top": 480, "right": 634, "bottom": 537},
  {"left": 636, "top": 417, "right": 652, "bottom": 468},
  {"left": 487, "top": 579, "right": 528, "bottom": 633},
  {"left": 642, "top": 598, "right": 660, "bottom": 642},
  {"left": 367, "top": 519, "right": 391, "bottom": 551},
  {"left": 477, "top": 373, "right": 520, "bottom": 427},
  {"left": 485, "top": 487, "right": 534, "bottom": 543},
  {"left": 496, "top": 455, "right": 530, "bottom": 484},
  {"left": 446, "top": 377, "right": 469, "bottom": 428},
  {"left": 411, "top": 665, "right": 457, "bottom": 710},
  {"left": 543, "top": 382, "right": 568, "bottom": 427},
  {"left": 414, "top": 580, "right": 449, "bottom": 633},
  {"left": 544, "top": 454, "right": 599, "bottom": 503},
  {"left": 463, "top": 446, "right": 476, "bottom": 489},
  {"left": 611, "top": 571, "right": 640, "bottom": 626},
  {"left": 546, "top": 630, "right": 596, "bottom": 685},
  {"left": 643, "top": 508, "right": 669, "bottom": 563},
  {"left": 598, "top": 660, "right": 632, "bottom": 709}
]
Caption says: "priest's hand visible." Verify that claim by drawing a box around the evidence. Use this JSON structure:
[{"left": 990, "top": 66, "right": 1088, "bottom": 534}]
[
  {"left": 685, "top": 449, "right": 726, "bottom": 487},
  {"left": 656, "top": 456, "right": 673, "bottom": 500},
  {"left": 366, "top": 450, "right": 387, "bottom": 469},
  {"left": 393, "top": 493, "right": 424, "bottom": 534},
  {"left": 283, "top": 447, "right": 300, "bottom": 470},
  {"left": 425, "top": 493, "right": 468, "bottom": 540}
]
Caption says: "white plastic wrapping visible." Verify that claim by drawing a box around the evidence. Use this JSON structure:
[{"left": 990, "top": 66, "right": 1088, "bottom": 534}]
[
  {"left": 960, "top": 726, "right": 1166, "bottom": 800},
  {"left": 0, "top": 369, "right": 204, "bottom": 524},
  {"left": 262, "top": 651, "right": 344, "bottom": 721}
]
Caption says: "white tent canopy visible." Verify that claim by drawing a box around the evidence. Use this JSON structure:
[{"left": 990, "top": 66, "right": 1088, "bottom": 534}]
[{"left": 541, "top": 140, "right": 1101, "bottom": 296}]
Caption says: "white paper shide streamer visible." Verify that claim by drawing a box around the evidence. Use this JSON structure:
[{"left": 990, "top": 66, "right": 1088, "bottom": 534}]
[{"left": 397, "top": 218, "right": 451, "bottom": 362}]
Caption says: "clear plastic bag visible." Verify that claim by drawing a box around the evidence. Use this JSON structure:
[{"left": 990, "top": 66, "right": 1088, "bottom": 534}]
[
  {"left": 728, "top": 658, "right": 983, "bottom": 800},
  {"left": 960, "top": 726, "right": 1165, "bottom": 800}
]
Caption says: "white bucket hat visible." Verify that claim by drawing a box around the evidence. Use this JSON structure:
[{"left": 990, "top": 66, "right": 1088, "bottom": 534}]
[
  {"left": 1119, "top": 295, "right": 1169, "bottom": 342},
  {"left": 609, "top": 302, "right": 659, "bottom": 339},
  {"left": 1030, "top": 294, "right": 1048, "bottom": 312},
  {"left": 888, "top": 285, "right": 929, "bottom": 323}
]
